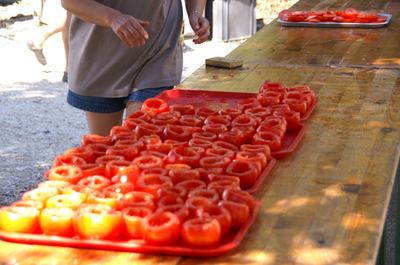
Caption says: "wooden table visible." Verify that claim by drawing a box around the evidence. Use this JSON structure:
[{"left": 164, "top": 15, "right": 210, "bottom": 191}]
[{"left": 1, "top": 0, "right": 399, "bottom": 264}]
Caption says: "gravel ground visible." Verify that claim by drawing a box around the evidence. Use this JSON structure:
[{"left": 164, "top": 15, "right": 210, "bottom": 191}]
[{"left": 0, "top": 1, "right": 240, "bottom": 206}]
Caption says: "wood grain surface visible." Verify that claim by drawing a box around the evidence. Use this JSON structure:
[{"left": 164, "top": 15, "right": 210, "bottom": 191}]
[{"left": 1, "top": 0, "right": 399, "bottom": 264}]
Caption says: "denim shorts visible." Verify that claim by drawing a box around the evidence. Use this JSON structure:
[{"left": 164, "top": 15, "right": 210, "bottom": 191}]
[{"left": 67, "top": 86, "right": 173, "bottom": 113}]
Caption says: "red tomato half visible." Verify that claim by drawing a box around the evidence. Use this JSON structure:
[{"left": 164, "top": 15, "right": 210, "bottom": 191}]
[
  {"left": 140, "top": 167, "right": 169, "bottom": 178},
  {"left": 240, "top": 144, "right": 271, "bottom": 157},
  {"left": 136, "top": 175, "right": 173, "bottom": 197},
  {"left": 156, "top": 205, "right": 190, "bottom": 223},
  {"left": 103, "top": 182, "right": 135, "bottom": 194},
  {"left": 188, "top": 189, "right": 219, "bottom": 204},
  {"left": 273, "top": 109, "right": 301, "bottom": 131},
  {"left": 81, "top": 134, "right": 112, "bottom": 146},
  {"left": 111, "top": 165, "right": 140, "bottom": 184},
  {"left": 135, "top": 123, "right": 163, "bottom": 138},
  {"left": 185, "top": 196, "right": 212, "bottom": 218},
  {"left": 213, "top": 140, "right": 239, "bottom": 152},
  {"left": 123, "top": 117, "right": 149, "bottom": 131},
  {"left": 257, "top": 91, "right": 282, "bottom": 107},
  {"left": 202, "top": 123, "right": 228, "bottom": 134},
  {"left": 222, "top": 189, "right": 256, "bottom": 212},
  {"left": 39, "top": 207, "right": 75, "bottom": 236},
  {"left": 78, "top": 175, "right": 110, "bottom": 191},
  {"left": 95, "top": 155, "right": 125, "bottom": 165},
  {"left": 179, "top": 114, "right": 204, "bottom": 127},
  {"left": 105, "top": 160, "right": 133, "bottom": 179},
  {"left": 235, "top": 151, "right": 267, "bottom": 174},
  {"left": 175, "top": 179, "right": 207, "bottom": 194},
  {"left": 231, "top": 114, "right": 258, "bottom": 128},
  {"left": 205, "top": 148, "right": 235, "bottom": 160},
  {"left": 219, "top": 108, "right": 242, "bottom": 119},
  {"left": 133, "top": 155, "right": 164, "bottom": 170},
  {"left": 142, "top": 212, "right": 180, "bottom": 245},
  {"left": 168, "top": 168, "right": 201, "bottom": 184},
  {"left": 126, "top": 110, "right": 152, "bottom": 122},
  {"left": 195, "top": 106, "right": 217, "bottom": 118},
  {"left": 146, "top": 143, "right": 173, "bottom": 155},
  {"left": 0, "top": 206, "right": 40, "bottom": 233},
  {"left": 218, "top": 130, "right": 246, "bottom": 146},
  {"left": 260, "top": 116, "right": 287, "bottom": 138},
  {"left": 80, "top": 163, "right": 106, "bottom": 178},
  {"left": 163, "top": 124, "right": 193, "bottom": 141},
  {"left": 22, "top": 187, "right": 60, "bottom": 204},
  {"left": 151, "top": 111, "right": 180, "bottom": 125},
  {"left": 199, "top": 204, "right": 231, "bottom": 236},
  {"left": 192, "top": 131, "right": 218, "bottom": 141},
  {"left": 87, "top": 190, "right": 123, "bottom": 209},
  {"left": 122, "top": 207, "right": 152, "bottom": 239},
  {"left": 252, "top": 131, "right": 282, "bottom": 151},
  {"left": 225, "top": 160, "right": 259, "bottom": 189},
  {"left": 157, "top": 194, "right": 184, "bottom": 208},
  {"left": 48, "top": 165, "right": 83, "bottom": 184},
  {"left": 120, "top": 191, "right": 155, "bottom": 211},
  {"left": 46, "top": 194, "right": 83, "bottom": 210},
  {"left": 141, "top": 98, "right": 169, "bottom": 116},
  {"left": 73, "top": 204, "right": 123, "bottom": 239},
  {"left": 181, "top": 218, "right": 221, "bottom": 247},
  {"left": 85, "top": 143, "right": 110, "bottom": 159},
  {"left": 207, "top": 179, "right": 241, "bottom": 196},
  {"left": 64, "top": 146, "right": 94, "bottom": 163},
  {"left": 199, "top": 156, "right": 231, "bottom": 172},
  {"left": 282, "top": 98, "right": 308, "bottom": 116},
  {"left": 157, "top": 186, "right": 187, "bottom": 200},
  {"left": 53, "top": 154, "right": 87, "bottom": 168},
  {"left": 106, "top": 145, "right": 138, "bottom": 161},
  {"left": 259, "top": 81, "right": 286, "bottom": 94},
  {"left": 167, "top": 146, "right": 201, "bottom": 168},
  {"left": 204, "top": 115, "right": 231, "bottom": 127},
  {"left": 218, "top": 200, "right": 249, "bottom": 229},
  {"left": 189, "top": 138, "right": 214, "bottom": 149}
]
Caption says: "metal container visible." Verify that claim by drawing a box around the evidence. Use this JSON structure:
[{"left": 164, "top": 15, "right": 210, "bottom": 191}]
[{"left": 212, "top": 0, "right": 256, "bottom": 41}]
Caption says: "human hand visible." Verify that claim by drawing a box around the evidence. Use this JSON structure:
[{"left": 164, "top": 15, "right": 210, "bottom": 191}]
[
  {"left": 188, "top": 12, "right": 210, "bottom": 44},
  {"left": 110, "top": 14, "right": 150, "bottom": 48}
]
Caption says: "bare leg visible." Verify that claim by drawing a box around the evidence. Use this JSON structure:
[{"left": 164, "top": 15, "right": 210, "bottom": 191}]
[
  {"left": 126, "top": 101, "right": 143, "bottom": 118},
  {"left": 28, "top": 7, "right": 68, "bottom": 65},
  {"left": 62, "top": 12, "right": 72, "bottom": 72},
  {"left": 85, "top": 111, "right": 124, "bottom": 136}
]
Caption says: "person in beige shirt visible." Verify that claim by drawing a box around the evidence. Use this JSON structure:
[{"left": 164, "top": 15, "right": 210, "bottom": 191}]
[{"left": 61, "top": 0, "right": 210, "bottom": 136}]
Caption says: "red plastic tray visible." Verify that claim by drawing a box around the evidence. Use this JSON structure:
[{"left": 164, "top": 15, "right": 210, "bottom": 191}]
[
  {"left": 272, "top": 124, "right": 306, "bottom": 159},
  {"left": 156, "top": 89, "right": 317, "bottom": 121},
  {"left": 0, "top": 201, "right": 261, "bottom": 257},
  {"left": 245, "top": 157, "right": 276, "bottom": 193},
  {"left": 158, "top": 89, "right": 307, "bottom": 160}
]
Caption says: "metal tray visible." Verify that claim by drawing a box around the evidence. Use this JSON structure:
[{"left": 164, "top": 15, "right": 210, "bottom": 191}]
[{"left": 277, "top": 13, "right": 391, "bottom": 28}]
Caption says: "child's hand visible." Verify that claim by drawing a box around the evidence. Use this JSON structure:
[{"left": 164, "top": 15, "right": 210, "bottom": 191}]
[
  {"left": 189, "top": 12, "right": 210, "bottom": 44},
  {"left": 111, "top": 14, "right": 150, "bottom": 48}
]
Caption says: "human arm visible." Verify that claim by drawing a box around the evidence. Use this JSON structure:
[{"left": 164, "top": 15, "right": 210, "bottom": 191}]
[
  {"left": 61, "top": 0, "right": 149, "bottom": 48},
  {"left": 185, "top": 0, "right": 210, "bottom": 44}
]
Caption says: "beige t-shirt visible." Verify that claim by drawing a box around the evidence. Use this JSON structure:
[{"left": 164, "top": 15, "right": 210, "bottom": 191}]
[{"left": 68, "top": 0, "right": 183, "bottom": 98}]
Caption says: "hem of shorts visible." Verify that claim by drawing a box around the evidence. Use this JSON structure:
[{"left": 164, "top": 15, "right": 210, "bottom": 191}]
[
  {"left": 67, "top": 91, "right": 125, "bottom": 113},
  {"left": 68, "top": 79, "right": 180, "bottom": 98}
]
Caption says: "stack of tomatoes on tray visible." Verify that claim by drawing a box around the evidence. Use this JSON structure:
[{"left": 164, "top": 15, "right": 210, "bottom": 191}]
[
  {"left": 0, "top": 81, "right": 317, "bottom": 256},
  {"left": 279, "top": 8, "right": 387, "bottom": 23}
]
